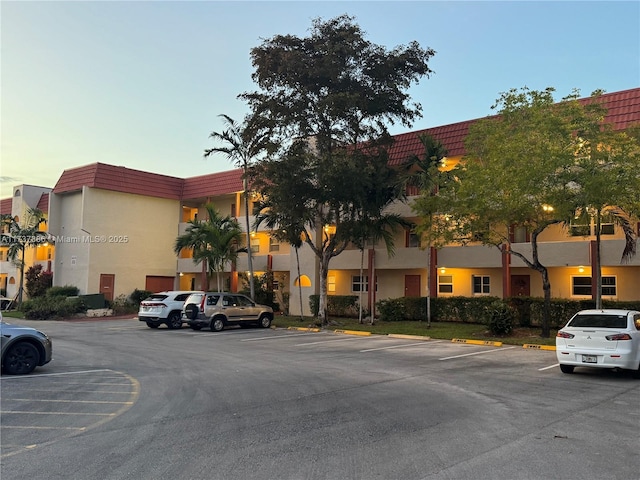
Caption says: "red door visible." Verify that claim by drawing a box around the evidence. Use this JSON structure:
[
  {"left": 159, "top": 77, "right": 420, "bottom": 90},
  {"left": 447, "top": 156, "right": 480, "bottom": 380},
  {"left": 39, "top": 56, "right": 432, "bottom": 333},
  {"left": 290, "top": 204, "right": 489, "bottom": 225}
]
[
  {"left": 510, "top": 275, "right": 530, "bottom": 297},
  {"left": 404, "top": 275, "right": 421, "bottom": 297},
  {"left": 100, "top": 274, "right": 115, "bottom": 302}
]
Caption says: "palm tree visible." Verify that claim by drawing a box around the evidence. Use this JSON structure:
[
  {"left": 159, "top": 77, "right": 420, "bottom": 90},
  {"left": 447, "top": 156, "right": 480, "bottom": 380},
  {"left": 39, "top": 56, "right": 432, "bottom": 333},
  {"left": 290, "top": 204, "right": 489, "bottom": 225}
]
[
  {"left": 174, "top": 204, "right": 244, "bottom": 292},
  {"left": 204, "top": 115, "right": 272, "bottom": 300},
  {"left": 401, "top": 133, "right": 449, "bottom": 326},
  {"left": 0, "top": 208, "right": 48, "bottom": 307},
  {"left": 345, "top": 214, "right": 408, "bottom": 324}
]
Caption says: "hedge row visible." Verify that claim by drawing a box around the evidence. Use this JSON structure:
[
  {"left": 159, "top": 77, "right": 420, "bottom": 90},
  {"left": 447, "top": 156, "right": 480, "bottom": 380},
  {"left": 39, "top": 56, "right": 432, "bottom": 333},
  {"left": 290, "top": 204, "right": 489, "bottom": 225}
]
[{"left": 312, "top": 294, "right": 640, "bottom": 329}]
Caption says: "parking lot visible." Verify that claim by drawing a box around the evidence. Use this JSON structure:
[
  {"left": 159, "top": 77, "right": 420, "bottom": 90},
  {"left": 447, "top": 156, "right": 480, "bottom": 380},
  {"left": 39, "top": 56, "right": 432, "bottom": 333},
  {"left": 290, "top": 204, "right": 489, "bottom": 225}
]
[{"left": 2, "top": 318, "right": 639, "bottom": 480}]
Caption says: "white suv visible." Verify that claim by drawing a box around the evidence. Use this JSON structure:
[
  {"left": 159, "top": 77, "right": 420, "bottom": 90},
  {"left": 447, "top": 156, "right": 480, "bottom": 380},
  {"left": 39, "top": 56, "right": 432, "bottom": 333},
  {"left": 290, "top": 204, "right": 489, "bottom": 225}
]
[{"left": 138, "top": 291, "right": 203, "bottom": 329}]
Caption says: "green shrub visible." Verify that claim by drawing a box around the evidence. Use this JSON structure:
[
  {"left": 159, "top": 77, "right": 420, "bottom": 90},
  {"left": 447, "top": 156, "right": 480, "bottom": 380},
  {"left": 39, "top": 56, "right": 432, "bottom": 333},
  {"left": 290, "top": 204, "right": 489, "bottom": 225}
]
[
  {"left": 46, "top": 285, "right": 80, "bottom": 297},
  {"left": 25, "top": 264, "right": 53, "bottom": 298},
  {"left": 22, "top": 296, "right": 87, "bottom": 320},
  {"left": 377, "top": 298, "right": 406, "bottom": 322},
  {"left": 111, "top": 294, "right": 138, "bottom": 316},
  {"left": 129, "top": 289, "right": 153, "bottom": 306},
  {"left": 486, "top": 301, "right": 515, "bottom": 335},
  {"left": 308, "top": 295, "right": 359, "bottom": 317}
]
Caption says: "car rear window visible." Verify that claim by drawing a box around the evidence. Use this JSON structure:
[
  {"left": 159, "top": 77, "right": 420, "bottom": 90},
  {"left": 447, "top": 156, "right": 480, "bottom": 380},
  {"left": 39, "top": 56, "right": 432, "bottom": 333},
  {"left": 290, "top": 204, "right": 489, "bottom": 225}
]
[
  {"left": 146, "top": 294, "right": 169, "bottom": 301},
  {"left": 568, "top": 314, "right": 628, "bottom": 329},
  {"left": 185, "top": 294, "right": 204, "bottom": 305}
]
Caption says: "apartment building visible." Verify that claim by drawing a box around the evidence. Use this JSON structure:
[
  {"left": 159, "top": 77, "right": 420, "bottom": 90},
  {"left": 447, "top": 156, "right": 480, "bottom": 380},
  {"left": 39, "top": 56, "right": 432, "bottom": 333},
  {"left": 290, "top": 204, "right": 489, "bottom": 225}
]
[
  {"left": 2, "top": 88, "right": 639, "bottom": 314},
  {"left": 0, "top": 185, "right": 53, "bottom": 301}
]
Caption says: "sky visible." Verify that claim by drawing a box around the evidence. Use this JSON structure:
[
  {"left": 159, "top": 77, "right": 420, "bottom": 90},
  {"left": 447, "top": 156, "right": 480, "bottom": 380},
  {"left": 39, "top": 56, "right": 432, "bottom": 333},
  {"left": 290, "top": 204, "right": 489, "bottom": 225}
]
[{"left": 1, "top": 1, "right": 639, "bottom": 199}]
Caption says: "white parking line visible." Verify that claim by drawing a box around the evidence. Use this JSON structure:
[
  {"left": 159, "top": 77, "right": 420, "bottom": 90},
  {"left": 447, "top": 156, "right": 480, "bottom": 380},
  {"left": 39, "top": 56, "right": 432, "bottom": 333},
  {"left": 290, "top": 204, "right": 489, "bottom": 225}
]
[
  {"left": 361, "top": 340, "right": 444, "bottom": 353},
  {"left": 294, "top": 337, "right": 360, "bottom": 346},
  {"left": 0, "top": 369, "right": 112, "bottom": 381},
  {"left": 539, "top": 363, "right": 559, "bottom": 371},
  {"left": 439, "top": 346, "right": 516, "bottom": 360},
  {"left": 240, "top": 333, "right": 319, "bottom": 342},
  {"left": 1, "top": 411, "right": 113, "bottom": 416}
]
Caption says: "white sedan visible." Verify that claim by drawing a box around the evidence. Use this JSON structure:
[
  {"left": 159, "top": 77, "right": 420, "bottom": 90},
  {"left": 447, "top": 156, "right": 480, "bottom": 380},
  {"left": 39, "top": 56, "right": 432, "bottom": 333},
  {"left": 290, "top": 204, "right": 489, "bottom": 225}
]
[{"left": 556, "top": 309, "right": 640, "bottom": 377}]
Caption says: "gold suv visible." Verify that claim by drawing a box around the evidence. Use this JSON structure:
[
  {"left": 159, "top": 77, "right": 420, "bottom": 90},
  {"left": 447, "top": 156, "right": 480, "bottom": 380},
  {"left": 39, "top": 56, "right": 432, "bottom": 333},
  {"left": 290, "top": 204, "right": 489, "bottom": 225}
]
[{"left": 182, "top": 293, "right": 273, "bottom": 332}]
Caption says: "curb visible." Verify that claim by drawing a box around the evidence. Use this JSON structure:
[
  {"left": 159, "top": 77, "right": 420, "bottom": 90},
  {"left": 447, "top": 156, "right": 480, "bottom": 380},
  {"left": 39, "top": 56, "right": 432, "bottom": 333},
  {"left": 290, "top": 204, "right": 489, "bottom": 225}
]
[
  {"left": 334, "top": 329, "right": 371, "bottom": 336},
  {"left": 452, "top": 338, "right": 503, "bottom": 347},
  {"left": 287, "top": 326, "right": 321, "bottom": 332},
  {"left": 523, "top": 344, "right": 556, "bottom": 351},
  {"left": 388, "top": 334, "right": 431, "bottom": 341}
]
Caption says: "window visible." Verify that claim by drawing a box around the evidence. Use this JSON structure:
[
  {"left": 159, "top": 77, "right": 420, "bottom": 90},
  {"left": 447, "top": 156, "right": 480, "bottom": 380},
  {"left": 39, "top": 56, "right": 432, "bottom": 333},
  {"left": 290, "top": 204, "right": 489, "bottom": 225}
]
[
  {"left": 328, "top": 276, "right": 336, "bottom": 293},
  {"left": 472, "top": 275, "right": 490, "bottom": 294},
  {"left": 572, "top": 276, "right": 591, "bottom": 296},
  {"left": 512, "top": 226, "right": 529, "bottom": 243},
  {"left": 438, "top": 275, "right": 453, "bottom": 294},
  {"left": 269, "top": 237, "right": 280, "bottom": 252},
  {"left": 406, "top": 230, "right": 420, "bottom": 248},
  {"left": 250, "top": 237, "right": 260, "bottom": 253},
  {"left": 352, "top": 275, "right": 368, "bottom": 293},
  {"left": 601, "top": 276, "right": 617, "bottom": 296},
  {"left": 571, "top": 276, "right": 617, "bottom": 297},
  {"left": 569, "top": 218, "right": 590, "bottom": 236},
  {"left": 600, "top": 215, "right": 615, "bottom": 235}
]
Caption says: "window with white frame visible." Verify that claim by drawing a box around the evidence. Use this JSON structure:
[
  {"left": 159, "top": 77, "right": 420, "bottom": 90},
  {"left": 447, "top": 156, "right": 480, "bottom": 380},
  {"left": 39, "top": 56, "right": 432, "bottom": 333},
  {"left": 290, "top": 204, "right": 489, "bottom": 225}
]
[
  {"left": 269, "top": 236, "right": 280, "bottom": 252},
  {"left": 571, "top": 276, "right": 617, "bottom": 297},
  {"left": 328, "top": 275, "right": 336, "bottom": 293},
  {"left": 352, "top": 275, "right": 368, "bottom": 293},
  {"left": 472, "top": 275, "right": 490, "bottom": 294},
  {"left": 438, "top": 275, "right": 453, "bottom": 294},
  {"left": 250, "top": 237, "right": 260, "bottom": 253}
]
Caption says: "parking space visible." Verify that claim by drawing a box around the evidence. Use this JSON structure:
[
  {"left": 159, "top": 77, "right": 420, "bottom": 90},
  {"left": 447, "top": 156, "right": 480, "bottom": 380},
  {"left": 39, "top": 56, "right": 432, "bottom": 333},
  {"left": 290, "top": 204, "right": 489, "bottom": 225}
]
[{"left": 0, "top": 369, "right": 139, "bottom": 458}]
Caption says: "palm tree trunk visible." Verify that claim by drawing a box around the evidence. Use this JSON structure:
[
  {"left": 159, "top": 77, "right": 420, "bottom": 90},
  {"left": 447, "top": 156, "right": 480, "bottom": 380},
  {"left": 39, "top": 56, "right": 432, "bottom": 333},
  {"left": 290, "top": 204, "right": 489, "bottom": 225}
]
[
  {"left": 244, "top": 178, "right": 255, "bottom": 301},
  {"left": 358, "top": 247, "right": 364, "bottom": 324},
  {"left": 295, "top": 247, "right": 304, "bottom": 321}
]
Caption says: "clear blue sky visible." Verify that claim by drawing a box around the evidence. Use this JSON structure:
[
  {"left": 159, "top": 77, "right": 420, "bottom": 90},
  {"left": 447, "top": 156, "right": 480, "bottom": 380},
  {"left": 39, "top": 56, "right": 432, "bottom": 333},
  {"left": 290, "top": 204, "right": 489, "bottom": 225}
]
[{"left": 2, "top": 1, "right": 638, "bottom": 199}]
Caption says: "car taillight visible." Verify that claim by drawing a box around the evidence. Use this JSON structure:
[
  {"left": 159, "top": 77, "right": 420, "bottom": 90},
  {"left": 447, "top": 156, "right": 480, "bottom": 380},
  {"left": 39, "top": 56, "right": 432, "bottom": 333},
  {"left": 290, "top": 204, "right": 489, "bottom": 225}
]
[
  {"left": 556, "top": 331, "right": 574, "bottom": 339},
  {"left": 605, "top": 333, "right": 632, "bottom": 341},
  {"left": 143, "top": 302, "right": 167, "bottom": 308},
  {"left": 200, "top": 296, "right": 206, "bottom": 311}
]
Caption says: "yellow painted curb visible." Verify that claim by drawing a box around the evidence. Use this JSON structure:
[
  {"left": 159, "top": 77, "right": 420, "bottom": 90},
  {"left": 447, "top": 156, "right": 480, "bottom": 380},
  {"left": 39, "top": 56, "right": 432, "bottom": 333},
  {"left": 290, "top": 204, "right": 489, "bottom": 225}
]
[
  {"left": 452, "top": 338, "right": 503, "bottom": 347},
  {"left": 523, "top": 344, "right": 556, "bottom": 351},
  {"left": 287, "top": 326, "right": 321, "bottom": 332},
  {"left": 334, "top": 329, "right": 372, "bottom": 336},
  {"left": 388, "top": 334, "right": 431, "bottom": 341}
]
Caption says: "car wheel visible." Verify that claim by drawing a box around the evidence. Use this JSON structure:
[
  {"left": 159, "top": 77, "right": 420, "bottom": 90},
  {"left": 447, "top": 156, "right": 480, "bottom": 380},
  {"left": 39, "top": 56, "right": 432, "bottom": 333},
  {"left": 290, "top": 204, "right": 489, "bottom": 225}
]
[
  {"left": 559, "top": 364, "right": 575, "bottom": 374},
  {"left": 146, "top": 321, "right": 160, "bottom": 329},
  {"left": 258, "top": 314, "right": 272, "bottom": 328},
  {"left": 167, "top": 312, "right": 182, "bottom": 330},
  {"left": 3, "top": 342, "right": 40, "bottom": 375},
  {"left": 210, "top": 317, "right": 224, "bottom": 332}
]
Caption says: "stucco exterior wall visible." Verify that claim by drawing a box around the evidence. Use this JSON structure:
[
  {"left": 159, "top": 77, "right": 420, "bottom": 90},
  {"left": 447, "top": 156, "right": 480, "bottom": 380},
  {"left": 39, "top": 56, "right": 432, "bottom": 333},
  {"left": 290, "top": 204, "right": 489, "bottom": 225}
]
[{"left": 51, "top": 187, "right": 180, "bottom": 298}]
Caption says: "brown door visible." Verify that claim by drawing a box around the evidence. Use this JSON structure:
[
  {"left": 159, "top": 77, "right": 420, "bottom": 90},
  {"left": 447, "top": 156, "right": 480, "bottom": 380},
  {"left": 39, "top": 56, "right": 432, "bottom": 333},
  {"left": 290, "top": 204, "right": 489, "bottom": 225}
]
[
  {"left": 145, "top": 276, "right": 175, "bottom": 293},
  {"left": 404, "top": 275, "right": 421, "bottom": 297},
  {"left": 100, "top": 274, "right": 115, "bottom": 302},
  {"left": 511, "top": 275, "right": 530, "bottom": 297}
]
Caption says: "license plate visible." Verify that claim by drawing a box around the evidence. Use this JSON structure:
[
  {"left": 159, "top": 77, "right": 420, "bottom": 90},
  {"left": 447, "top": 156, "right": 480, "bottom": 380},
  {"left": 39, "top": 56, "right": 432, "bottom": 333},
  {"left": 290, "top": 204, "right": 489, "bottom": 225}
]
[{"left": 582, "top": 355, "right": 597, "bottom": 363}]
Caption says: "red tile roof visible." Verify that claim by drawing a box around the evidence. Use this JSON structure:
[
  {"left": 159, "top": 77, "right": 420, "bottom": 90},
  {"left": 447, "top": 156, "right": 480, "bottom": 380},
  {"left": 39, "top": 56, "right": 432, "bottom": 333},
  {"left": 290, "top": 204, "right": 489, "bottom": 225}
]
[
  {"left": 53, "top": 163, "right": 184, "bottom": 200},
  {"left": 36, "top": 193, "right": 49, "bottom": 214},
  {"left": 387, "top": 87, "right": 640, "bottom": 166},
  {"left": 12, "top": 88, "right": 637, "bottom": 203},
  {"left": 182, "top": 169, "right": 244, "bottom": 199},
  {"left": 0, "top": 198, "right": 11, "bottom": 215}
]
